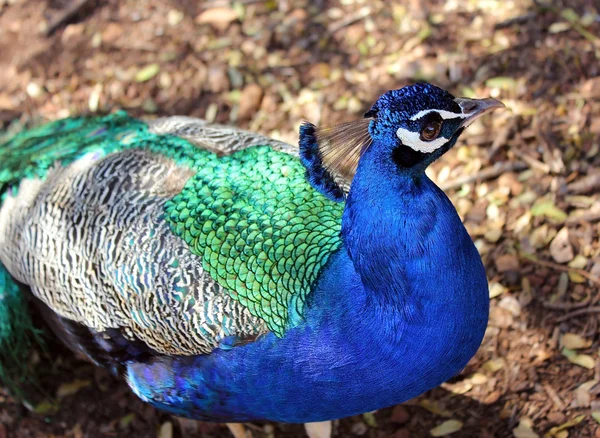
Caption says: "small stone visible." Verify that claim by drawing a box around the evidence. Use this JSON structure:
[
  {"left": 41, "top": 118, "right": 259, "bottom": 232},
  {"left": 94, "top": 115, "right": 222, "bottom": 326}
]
[
  {"left": 350, "top": 421, "right": 368, "bottom": 435},
  {"left": 207, "top": 66, "right": 229, "bottom": 93},
  {"left": 547, "top": 412, "right": 566, "bottom": 425},
  {"left": 102, "top": 22, "right": 123, "bottom": 43},
  {"left": 167, "top": 9, "right": 184, "bottom": 26},
  {"left": 549, "top": 227, "right": 574, "bottom": 263},
  {"left": 498, "top": 172, "right": 523, "bottom": 196},
  {"left": 485, "top": 229, "right": 503, "bottom": 242},
  {"left": 26, "top": 82, "right": 44, "bottom": 99},
  {"left": 498, "top": 295, "right": 521, "bottom": 317},
  {"left": 495, "top": 254, "right": 519, "bottom": 272},
  {"left": 390, "top": 405, "right": 410, "bottom": 424},
  {"left": 489, "top": 307, "right": 513, "bottom": 328}
]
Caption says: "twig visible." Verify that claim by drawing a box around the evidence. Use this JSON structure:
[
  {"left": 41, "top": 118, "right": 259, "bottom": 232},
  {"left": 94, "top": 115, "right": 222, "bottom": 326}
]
[
  {"left": 556, "top": 306, "right": 600, "bottom": 323},
  {"left": 567, "top": 173, "right": 600, "bottom": 195},
  {"left": 494, "top": 12, "right": 537, "bottom": 30},
  {"left": 543, "top": 293, "right": 591, "bottom": 310},
  {"left": 200, "top": 0, "right": 264, "bottom": 7},
  {"left": 543, "top": 383, "right": 565, "bottom": 410},
  {"left": 44, "top": 0, "right": 94, "bottom": 36},
  {"left": 521, "top": 153, "right": 551, "bottom": 174},
  {"left": 566, "top": 210, "right": 600, "bottom": 224},
  {"left": 441, "top": 161, "right": 528, "bottom": 191},
  {"left": 328, "top": 7, "right": 371, "bottom": 34},
  {"left": 488, "top": 118, "right": 517, "bottom": 160},
  {"left": 519, "top": 254, "right": 600, "bottom": 286}
]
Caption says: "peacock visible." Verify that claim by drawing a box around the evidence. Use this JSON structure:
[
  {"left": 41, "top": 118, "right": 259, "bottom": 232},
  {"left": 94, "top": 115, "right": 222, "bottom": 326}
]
[{"left": 0, "top": 83, "right": 503, "bottom": 438}]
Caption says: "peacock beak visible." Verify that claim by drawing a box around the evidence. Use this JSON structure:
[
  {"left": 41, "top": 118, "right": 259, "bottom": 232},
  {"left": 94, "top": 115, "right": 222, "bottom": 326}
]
[{"left": 454, "top": 97, "right": 505, "bottom": 128}]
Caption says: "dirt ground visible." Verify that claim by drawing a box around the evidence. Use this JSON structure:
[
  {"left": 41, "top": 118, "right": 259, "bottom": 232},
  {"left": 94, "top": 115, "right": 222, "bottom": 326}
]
[{"left": 1, "top": 0, "right": 600, "bottom": 437}]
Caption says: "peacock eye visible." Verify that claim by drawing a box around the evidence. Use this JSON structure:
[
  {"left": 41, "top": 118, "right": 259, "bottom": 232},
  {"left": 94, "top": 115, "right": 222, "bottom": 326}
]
[{"left": 420, "top": 121, "right": 442, "bottom": 141}]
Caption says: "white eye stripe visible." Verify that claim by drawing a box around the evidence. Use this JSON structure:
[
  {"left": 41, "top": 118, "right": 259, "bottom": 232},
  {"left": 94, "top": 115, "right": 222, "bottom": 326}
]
[
  {"left": 409, "top": 109, "right": 469, "bottom": 121},
  {"left": 396, "top": 127, "right": 449, "bottom": 153}
]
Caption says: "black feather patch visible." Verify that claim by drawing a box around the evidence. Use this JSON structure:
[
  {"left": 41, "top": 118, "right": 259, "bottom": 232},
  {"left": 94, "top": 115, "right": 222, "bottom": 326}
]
[{"left": 299, "top": 119, "right": 372, "bottom": 201}]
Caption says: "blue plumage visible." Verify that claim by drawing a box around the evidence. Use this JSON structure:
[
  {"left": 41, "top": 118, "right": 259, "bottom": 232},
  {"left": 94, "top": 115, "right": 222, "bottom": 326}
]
[
  {"left": 126, "top": 84, "right": 502, "bottom": 422},
  {"left": 0, "top": 83, "right": 503, "bottom": 430}
]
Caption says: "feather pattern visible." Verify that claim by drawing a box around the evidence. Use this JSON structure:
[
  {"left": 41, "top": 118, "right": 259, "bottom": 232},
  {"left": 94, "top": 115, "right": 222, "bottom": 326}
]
[{"left": 0, "top": 113, "right": 342, "bottom": 358}]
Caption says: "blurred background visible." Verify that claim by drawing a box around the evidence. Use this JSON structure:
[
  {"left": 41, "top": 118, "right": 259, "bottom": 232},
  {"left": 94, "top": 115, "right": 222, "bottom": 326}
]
[{"left": 0, "top": 0, "right": 599, "bottom": 437}]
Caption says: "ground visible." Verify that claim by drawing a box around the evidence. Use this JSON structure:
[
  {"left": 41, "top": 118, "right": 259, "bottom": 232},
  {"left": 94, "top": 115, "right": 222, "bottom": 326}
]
[{"left": 0, "top": 0, "right": 599, "bottom": 437}]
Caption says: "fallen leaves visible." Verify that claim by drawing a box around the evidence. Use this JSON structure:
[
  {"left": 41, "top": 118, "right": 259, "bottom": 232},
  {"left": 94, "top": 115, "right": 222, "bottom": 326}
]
[
  {"left": 513, "top": 418, "right": 539, "bottom": 438},
  {"left": 544, "top": 415, "right": 585, "bottom": 437},
  {"left": 134, "top": 64, "right": 160, "bottom": 83},
  {"left": 561, "top": 348, "right": 596, "bottom": 369},
  {"left": 195, "top": 7, "right": 238, "bottom": 31},
  {"left": 559, "top": 333, "right": 591, "bottom": 350},
  {"left": 495, "top": 254, "right": 519, "bottom": 272},
  {"left": 430, "top": 420, "right": 463, "bottom": 437},
  {"left": 56, "top": 379, "right": 92, "bottom": 398}
]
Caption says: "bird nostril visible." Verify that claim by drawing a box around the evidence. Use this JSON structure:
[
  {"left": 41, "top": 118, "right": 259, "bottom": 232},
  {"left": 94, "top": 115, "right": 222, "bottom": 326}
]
[{"left": 459, "top": 101, "right": 477, "bottom": 113}]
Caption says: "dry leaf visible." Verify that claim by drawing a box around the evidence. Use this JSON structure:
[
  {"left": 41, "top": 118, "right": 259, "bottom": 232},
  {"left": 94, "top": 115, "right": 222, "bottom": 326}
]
[
  {"left": 513, "top": 418, "right": 539, "bottom": 438},
  {"left": 418, "top": 399, "right": 452, "bottom": 417},
  {"left": 544, "top": 415, "right": 585, "bottom": 437},
  {"left": 562, "top": 348, "right": 596, "bottom": 369},
  {"left": 574, "top": 380, "right": 597, "bottom": 408},
  {"left": 135, "top": 64, "right": 160, "bottom": 83},
  {"left": 560, "top": 333, "right": 592, "bottom": 350},
  {"left": 195, "top": 7, "right": 238, "bottom": 31},
  {"left": 531, "top": 200, "right": 568, "bottom": 223},
  {"left": 469, "top": 373, "right": 488, "bottom": 384},
  {"left": 482, "top": 358, "right": 505, "bottom": 373},
  {"left": 430, "top": 420, "right": 463, "bottom": 437},
  {"left": 489, "top": 282, "right": 507, "bottom": 298},
  {"left": 32, "top": 400, "right": 60, "bottom": 415},
  {"left": 548, "top": 22, "right": 571, "bottom": 33},
  {"left": 568, "top": 255, "right": 587, "bottom": 269},
  {"left": 56, "top": 379, "right": 92, "bottom": 398}
]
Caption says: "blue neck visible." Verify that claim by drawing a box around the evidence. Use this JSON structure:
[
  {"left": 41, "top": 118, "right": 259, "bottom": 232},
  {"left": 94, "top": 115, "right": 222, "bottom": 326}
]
[{"left": 126, "top": 144, "right": 490, "bottom": 423}]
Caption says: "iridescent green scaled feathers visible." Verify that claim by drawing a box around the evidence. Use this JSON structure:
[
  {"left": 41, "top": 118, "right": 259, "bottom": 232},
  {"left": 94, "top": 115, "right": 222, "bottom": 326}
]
[{"left": 165, "top": 146, "right": 344, "bottom": 336}]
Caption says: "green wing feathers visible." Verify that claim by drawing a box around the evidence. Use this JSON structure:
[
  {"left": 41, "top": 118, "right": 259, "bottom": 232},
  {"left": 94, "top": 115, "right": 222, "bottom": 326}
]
[
  {"left": 166, "top": 146, "right": 344, "bottom": 336},
  {"left": 0, "top": 112, "right": 147, "bottom": 198},
  {"left": 0, "top": 262, "right": 42, "bottom": 395}
]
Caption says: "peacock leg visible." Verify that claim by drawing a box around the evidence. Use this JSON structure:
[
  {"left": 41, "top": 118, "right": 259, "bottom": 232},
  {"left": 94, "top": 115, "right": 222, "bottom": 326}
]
[
  {"left": 304, "top": 421, "right": 332, "bottom": 438},
  {"left": 226, "top": 423, "right": 248, "bottom": 438}
]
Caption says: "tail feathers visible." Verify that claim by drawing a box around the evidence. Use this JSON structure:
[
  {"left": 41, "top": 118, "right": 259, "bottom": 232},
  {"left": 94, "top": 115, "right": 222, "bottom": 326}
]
[{"left": 0, "top": 262, "right": 43, "bottom": 397}]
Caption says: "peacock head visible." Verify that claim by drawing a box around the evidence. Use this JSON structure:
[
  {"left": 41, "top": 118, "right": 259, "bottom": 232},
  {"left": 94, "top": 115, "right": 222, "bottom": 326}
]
[
  {"left": 299, "top": 82, "right": 504, "bottom": 201},
  {"left": 365, "top": 82, "right": 503, "bottom": 170}
]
